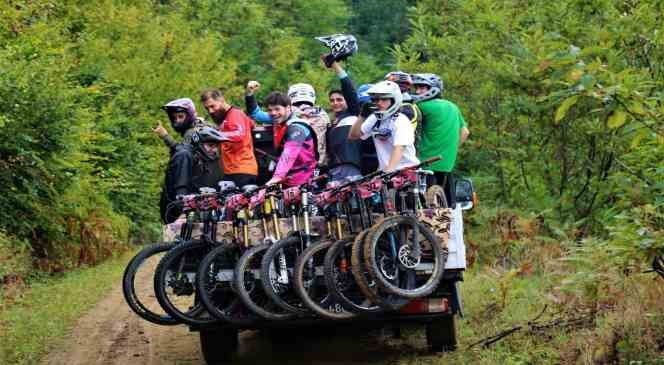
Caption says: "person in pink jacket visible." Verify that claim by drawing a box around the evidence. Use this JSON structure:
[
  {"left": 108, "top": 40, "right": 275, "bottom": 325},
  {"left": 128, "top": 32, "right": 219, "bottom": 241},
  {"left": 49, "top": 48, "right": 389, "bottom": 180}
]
[{"left": 263, "top": 92, "right": 318, "bottom": 187}]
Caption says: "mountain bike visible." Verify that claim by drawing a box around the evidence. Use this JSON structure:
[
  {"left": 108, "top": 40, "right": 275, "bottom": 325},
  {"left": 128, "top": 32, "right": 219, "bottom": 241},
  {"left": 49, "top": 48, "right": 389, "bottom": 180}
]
[
  {"left": 153, "top": 185, "right": 247, "bottom": 327},
  {"left": 292, "top": 179, "right": 360, "bottom": 320},
  {"left": 122, "top": 186, "right": 204, "bottom": 325},
  {"left": 362, "top": 159, "right": 447, "bottom": 299},
  {"left": 260, "top": 176, "right": 328, "bottom": 315},
  {"left": 232, "top": 185, "right": 300, "bottom": 321},
  {"left": 193, "top": 184, "right": 272, "bottom": 325}
]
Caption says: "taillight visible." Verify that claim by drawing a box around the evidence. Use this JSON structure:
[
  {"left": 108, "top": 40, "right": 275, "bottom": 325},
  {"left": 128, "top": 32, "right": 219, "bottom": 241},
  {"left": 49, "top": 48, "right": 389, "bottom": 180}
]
[
  {"left": 399, "top": 298, "right": 449, "bottom": 314},
  {"left": 427, "top": 298, "right": 449, "bottom": 313}
]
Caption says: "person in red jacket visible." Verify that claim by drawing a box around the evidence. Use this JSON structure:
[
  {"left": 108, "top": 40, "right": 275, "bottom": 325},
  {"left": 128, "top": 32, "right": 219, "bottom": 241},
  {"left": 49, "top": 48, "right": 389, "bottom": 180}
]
[{"left": 200, "top": 89, "right": 258, "bottom": 187}]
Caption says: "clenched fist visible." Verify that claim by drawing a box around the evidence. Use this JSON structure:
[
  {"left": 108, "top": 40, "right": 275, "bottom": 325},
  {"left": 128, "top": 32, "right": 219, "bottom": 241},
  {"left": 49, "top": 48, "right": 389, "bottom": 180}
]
[{"left": 246, "top": 80, "right": 261, "bottom": 95}]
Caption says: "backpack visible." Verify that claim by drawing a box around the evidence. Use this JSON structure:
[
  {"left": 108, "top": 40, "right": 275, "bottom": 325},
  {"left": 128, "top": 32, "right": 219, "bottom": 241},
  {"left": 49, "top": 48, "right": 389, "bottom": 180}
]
[
  {"left": 277, "top": 121, "right": 320, "bottom": 164},
  {"left": 401, "top": 102, "right": 423, "bottom": 146},
  {"left": 297, "top": 106, "right": 329, "bottom": 165}
]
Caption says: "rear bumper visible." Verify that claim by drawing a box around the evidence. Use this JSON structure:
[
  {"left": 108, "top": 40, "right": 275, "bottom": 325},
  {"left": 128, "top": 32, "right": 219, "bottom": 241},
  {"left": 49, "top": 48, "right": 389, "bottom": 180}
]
[{"left": 191, "top": 312, "right": 454, "bottom": 332}]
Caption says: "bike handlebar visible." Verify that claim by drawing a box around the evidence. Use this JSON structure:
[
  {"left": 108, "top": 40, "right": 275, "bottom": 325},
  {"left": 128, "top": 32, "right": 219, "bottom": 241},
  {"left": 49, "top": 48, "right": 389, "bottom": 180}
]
[{"left": 326, "top": 155, "right": 442, "bottom": 195}]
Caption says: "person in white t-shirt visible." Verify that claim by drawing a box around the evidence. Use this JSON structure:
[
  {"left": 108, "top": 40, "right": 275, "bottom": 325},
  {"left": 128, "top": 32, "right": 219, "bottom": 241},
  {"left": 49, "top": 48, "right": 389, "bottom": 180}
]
[{"left": 348, "top": 80, "right": 419, "bottom": 172}]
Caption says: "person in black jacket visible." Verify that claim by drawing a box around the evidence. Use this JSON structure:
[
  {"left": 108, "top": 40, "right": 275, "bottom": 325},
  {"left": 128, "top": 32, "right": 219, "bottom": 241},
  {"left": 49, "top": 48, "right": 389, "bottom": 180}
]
[
  {"left": 323, "top": 59, "right": 366, "bottom": 181},
  {"left": 160, "top": 127, "right": 224, "bottom": 223}
]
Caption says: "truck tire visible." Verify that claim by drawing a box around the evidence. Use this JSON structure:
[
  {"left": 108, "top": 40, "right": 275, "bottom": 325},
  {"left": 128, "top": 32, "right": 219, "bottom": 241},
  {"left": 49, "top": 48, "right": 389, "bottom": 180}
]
[
  {"left": 426, "top": 315, "right": 457, "bottom": 353},
  {"left": 199, "top": 329, "right": 238, "bottom": 364}
]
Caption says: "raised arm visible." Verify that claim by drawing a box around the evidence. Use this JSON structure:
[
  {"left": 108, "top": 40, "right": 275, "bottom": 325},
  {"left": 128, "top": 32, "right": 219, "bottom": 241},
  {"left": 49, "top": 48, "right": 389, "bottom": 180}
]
[
  {"left": 153, "top": 121, "right": 178, "bottom": 149},
  {"left": 331, "top": 62, "right": 359, "bottom": 116},
  {"left": 245, "top": 80, "right": 272, "bottom": 124}
]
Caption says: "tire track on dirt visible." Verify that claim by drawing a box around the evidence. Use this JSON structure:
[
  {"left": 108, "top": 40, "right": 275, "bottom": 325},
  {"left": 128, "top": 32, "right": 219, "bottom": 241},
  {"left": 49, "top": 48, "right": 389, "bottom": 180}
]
[
  {"left": 40, "top": 256, "right": 430, "bottom": 365},
  {"left": 40, "top": 259, "right": 201, "bottom": 365}
]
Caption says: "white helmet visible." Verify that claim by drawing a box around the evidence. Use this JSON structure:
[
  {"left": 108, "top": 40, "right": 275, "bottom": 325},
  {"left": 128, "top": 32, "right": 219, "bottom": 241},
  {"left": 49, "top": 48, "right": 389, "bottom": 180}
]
[
  {"left": 367, "top": 81, "right": 402, "bottom": 120},
  {"left": 287, "top": 83, "right": 316, "bottom": 106}
]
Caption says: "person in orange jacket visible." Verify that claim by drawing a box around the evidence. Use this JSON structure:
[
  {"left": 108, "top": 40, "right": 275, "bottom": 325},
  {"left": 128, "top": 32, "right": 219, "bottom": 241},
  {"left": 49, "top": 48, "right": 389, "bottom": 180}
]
[{"left": 200, "top": 88, "right": 258, "bottom": 187}]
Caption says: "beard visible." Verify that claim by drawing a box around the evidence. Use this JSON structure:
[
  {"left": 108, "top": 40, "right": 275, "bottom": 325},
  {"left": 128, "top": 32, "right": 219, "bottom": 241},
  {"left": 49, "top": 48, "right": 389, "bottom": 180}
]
[{"left": 210, "top": 108, "right": 227, "bottom": 124}]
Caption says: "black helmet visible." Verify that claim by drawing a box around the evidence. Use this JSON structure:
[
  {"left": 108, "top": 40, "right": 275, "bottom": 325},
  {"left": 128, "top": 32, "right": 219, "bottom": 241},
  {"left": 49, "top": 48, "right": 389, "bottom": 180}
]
[
  {"left": 316, "top": 34, "right": 358, "bottom": 67},
  {"left": 191, "top": 126, "right": 224, "bottom": 161}
]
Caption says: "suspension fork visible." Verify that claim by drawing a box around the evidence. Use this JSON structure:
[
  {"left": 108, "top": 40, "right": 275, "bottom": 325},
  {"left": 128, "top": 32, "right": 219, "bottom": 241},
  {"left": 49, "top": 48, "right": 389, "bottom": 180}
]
[
  {"left": 380, "top": 184, "right": 395, "bottom": 216},
  {"left": 261, "top": 214, "right": 270, "bottom": 241},
  {"left": 358, "top": 192, "right": 375, "bottom": 228},
  {"left": 397, "top": 189, "right": 421, "bottom": 257},
  {"left": 302, "top": 190, "right": 311, "bottom": 244},
  {"left": 331, "top": 206, "right": 351, "bottom": 274},
  {"left": 253, "top": 200, "right": 270, "bottom": 241},
  {"left": 276, "top": 201, "right": 300, "bottom": 285},
  {"left": 201, "top": 211, "right": 210, "bottom": 238},
  {"left": 239, "top": 207, "right": 250, "bottom": 248},
  {"left": 343, "top": 200, "right": 357, "bottom": 233},
  {"left": 350, "top": 186, "right": 367, "bottom": 231},
  {"left": 269, "top": 195, "right": 282, "bottom": 241},
  {"left": 181, "top": 212, "right": 195, "bottom": 241},
  {"left": 321, "top": 202, "right": 336, "bottom": 240},
  {"left": 231, "top": 208, "right": 240, "bottom": 244},
  {"left": 301, "top": 189, "right": 316, "bottom": 284},
  {"left": 210, "top": 210, "right": 218, "bottom": 242},
  {"left": 377, "top": 183, "right": 400, "bottom": 265},
  {"left": 334, "top": 210, "right": 344, "bottom": 241}
]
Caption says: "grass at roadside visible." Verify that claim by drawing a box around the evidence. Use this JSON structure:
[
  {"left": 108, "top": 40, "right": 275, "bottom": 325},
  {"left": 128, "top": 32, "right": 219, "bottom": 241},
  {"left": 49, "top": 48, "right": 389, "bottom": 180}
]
[
  {"left": 387, "top": 267, "right": 567, "bottom": 365},
  {"left": 390, "top": 244, "right": 664, "bottom": 364},
  {"left": 0, "top": 250, "right": 136, "bottom": 365}
]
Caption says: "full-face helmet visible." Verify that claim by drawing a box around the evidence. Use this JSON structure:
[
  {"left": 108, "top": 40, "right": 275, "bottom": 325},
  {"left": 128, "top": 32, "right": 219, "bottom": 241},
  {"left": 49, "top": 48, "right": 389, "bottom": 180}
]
[{"left": 411, "top": 73, "right": 443, "bottom": 102}]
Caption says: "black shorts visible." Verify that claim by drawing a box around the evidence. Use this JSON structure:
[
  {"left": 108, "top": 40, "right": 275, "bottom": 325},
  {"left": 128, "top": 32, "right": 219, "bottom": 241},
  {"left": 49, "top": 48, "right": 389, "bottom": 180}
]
[{"left": 224, "top": 174, "right": 257, "bottom": 188}]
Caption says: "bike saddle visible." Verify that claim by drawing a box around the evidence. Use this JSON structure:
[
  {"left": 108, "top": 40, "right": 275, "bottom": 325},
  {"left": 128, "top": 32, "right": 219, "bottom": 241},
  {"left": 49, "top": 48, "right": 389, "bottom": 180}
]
[
  {"left": 199, "top": 186, "right": 216, "bottom": 194},
  {"left": 345, "top": 175, "right": 363, "bottom": 183},
  {"left": 218, "top": 181, "right": 237, "bottom": 192},
  {"left": 326, "top": 181, "right": 343, "bottom": 189},
  {"left": 242, "top": 184, "right": 259, "bottom": 194}
]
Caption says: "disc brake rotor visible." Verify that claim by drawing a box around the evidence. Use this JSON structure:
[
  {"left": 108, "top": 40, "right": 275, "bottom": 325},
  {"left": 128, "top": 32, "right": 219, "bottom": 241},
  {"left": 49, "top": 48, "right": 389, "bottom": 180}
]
[
  {"left": 398, "top": 245, "right": 420, "bottom": 269},
  {"left": 378, "top": 255, "right": 397, "bottom": 280}
]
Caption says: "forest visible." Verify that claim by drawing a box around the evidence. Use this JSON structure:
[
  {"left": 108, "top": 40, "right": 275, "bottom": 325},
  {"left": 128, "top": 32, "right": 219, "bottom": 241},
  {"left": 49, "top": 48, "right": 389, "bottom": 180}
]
[{"left": 1, "top": 0, "right": 662, "bottom": 363}]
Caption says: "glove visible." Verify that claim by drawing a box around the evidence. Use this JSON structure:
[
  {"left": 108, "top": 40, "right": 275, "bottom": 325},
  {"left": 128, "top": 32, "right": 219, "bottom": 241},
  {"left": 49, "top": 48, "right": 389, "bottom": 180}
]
[
  {"left": 359, "top": 102, "right": 376, "bottom": 118},
  {"left": 322, "top": 53, "right": 336, "bottom": 68}
]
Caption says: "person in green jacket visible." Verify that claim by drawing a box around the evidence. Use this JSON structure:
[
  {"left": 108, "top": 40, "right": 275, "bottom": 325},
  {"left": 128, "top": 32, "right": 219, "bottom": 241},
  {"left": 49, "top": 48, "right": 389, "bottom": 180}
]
[{"left": 412, "top": 73, "right": 469, "bottom": 206}]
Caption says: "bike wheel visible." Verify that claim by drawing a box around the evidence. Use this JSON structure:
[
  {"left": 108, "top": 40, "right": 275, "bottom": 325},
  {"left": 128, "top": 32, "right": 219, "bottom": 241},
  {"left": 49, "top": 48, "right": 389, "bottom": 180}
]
[
  {"left": 324, "top": 238, "right": 381, "bottom": 314},
  {"left": 122, "top": 242, "right": 179, "bottom": 325},
  {"left": 196, "top": 245, "right": 255, "bottom": 325},
  {"left": 294, "top": 240, "right": 356, "bottom": 320},
  {"left": 154, "top": 240, "right": 222, "bottom": 326},
  {"left": 260, "top": 235, "right": 310, "bottom": 315},
  {"left": 234, "top": 244, "right": 295, "bottom": 321},
  {"left": 425, "top": 185, "right": 448, "bottom": 209},
  {"left": 350, "top": 227, "right": 410, "bottom": 311},
  {"left": 364, "top": 216, "right": 446, "bottom": 299}
]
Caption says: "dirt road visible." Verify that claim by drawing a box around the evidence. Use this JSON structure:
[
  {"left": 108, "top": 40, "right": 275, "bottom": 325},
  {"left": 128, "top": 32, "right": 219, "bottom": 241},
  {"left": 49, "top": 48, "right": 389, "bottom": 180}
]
[{"left": 40, "top": 264, "right": 431, "bottom": 365}]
